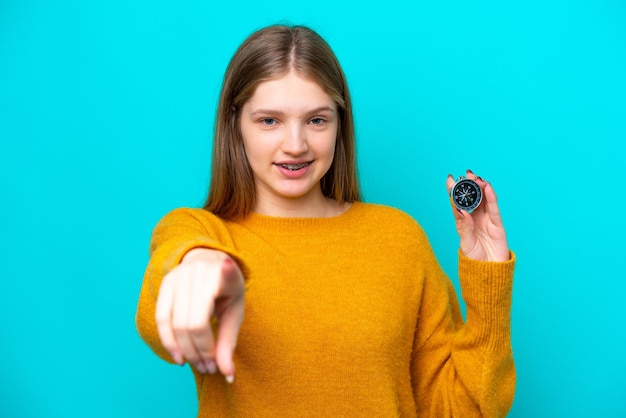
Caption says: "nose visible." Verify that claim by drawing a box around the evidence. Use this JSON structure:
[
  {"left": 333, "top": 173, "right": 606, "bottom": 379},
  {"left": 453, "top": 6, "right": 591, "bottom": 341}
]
[{"left": 281, "top": 123, "right": 308, "bottom": 155}]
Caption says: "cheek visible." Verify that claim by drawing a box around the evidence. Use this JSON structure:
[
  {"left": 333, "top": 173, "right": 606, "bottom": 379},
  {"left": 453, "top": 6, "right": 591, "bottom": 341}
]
[
  {"left": 240, "top": 124, "right": 262, "bottom": 162},
  {"left": 323, "top": 132, "right": 340, "bottom": 169},
  {"left": 243, "top": 140, "right": 262, "bottom": 169},
  {"left": 323, "top": 131, "right": 338, "bottom": 160}
]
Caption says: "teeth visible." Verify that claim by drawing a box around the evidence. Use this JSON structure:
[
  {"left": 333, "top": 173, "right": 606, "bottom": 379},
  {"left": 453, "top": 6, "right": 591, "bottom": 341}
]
[{"left": 281, "top": 163, "right": 309, "bottom": 171}]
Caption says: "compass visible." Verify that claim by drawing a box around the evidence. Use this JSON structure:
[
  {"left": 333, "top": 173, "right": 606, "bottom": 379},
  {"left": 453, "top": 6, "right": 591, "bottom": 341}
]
[{"left": 450, "top": 177, "right": 482, "bottom": 213}]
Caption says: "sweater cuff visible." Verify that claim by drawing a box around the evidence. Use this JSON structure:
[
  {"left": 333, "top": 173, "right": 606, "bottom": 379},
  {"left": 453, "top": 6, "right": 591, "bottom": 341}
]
[
  {"left": 157, "top": 239, "right": 252, "bottom": 294},
  {"left": 458, "top": 251, "right": 516, "bottom": 347}
]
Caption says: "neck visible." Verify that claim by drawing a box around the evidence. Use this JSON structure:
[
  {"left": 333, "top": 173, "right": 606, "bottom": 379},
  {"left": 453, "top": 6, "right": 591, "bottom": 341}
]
[{"left": 253, "top": 191, "right": 349, "bottom": 218}]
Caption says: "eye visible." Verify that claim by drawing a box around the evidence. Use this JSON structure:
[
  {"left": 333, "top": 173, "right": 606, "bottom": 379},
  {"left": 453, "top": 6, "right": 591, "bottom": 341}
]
[
  {"left": 309, "top": 117, "right": 325, "bottom": 125},
  {"left": 260, "top": 118, "right": 276, "bottom": 126}
]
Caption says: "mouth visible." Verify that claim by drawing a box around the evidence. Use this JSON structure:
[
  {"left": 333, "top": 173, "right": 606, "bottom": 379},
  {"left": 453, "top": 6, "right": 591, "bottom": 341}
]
[{"left": 276, "top": 161, "right": 312, "bottom": 171}]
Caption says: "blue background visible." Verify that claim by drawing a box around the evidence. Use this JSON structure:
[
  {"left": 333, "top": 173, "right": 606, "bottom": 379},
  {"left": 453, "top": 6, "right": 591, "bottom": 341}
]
[{"left": 1, "top": 0, "right": 624, "bottom": 416}]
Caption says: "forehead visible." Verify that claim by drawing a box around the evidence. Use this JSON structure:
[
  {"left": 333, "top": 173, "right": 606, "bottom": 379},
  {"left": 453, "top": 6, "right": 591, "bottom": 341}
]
[{"left": 245, "top": 70, "right": 336, "bottom": 111}]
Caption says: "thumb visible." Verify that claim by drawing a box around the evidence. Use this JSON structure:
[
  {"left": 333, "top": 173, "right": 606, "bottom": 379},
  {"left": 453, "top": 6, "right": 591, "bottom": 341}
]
[
  {"left": 221, "top": 257, "right": 240, "bottom": 284},
  {"left": 453, "top": 207, "right": 477, "bottom": 250}
]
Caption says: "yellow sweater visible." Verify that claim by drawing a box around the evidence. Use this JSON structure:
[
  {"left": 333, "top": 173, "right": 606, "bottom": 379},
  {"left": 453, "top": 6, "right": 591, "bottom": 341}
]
[{"left": 136, "top": 202, "right": 516, "bottom": 417}]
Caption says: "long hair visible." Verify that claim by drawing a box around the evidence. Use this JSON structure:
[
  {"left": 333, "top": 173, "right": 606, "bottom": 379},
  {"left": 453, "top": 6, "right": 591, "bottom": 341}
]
[{"left": 203, "top": 25, "right": 361, "bottom": 219}]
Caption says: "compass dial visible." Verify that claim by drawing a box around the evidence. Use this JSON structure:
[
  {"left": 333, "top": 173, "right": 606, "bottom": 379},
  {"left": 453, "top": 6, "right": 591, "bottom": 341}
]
[{"left": 451, "top": 178, "right": 482, "bottom": 212}]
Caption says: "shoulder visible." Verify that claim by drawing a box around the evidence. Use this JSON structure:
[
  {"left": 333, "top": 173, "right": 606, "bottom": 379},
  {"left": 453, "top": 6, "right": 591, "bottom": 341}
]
[
  {"left": 159, "top": 207, "right": 223, "bottom": 223},
  {"left": 155, "top": 207, "right": 220, "bottom": 227},
  {"left": 153, "top": 207, "right": 235, "bottom": 238},
  {"left": 352, "top": 203, "right": 440, "bottom": 274},
  {"left": 353, "top": 202, "right": 430, "bottom": 243},
  {"left": 355, "top": 202, "right": 423, "bottom": 228},
  {"left": 149, "top": 207, "right": 244, "bottom": 253}
]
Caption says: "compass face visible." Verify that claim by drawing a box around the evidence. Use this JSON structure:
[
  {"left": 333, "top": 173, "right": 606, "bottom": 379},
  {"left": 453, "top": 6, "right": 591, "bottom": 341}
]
[{"left": 451, "top": 179, "right": 482, "bottom": 212}]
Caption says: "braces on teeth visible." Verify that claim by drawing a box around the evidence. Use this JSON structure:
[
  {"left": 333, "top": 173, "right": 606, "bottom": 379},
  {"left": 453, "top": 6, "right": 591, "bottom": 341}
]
[{"left": 281, "top": 163, "right": 309, "bottom": 170}]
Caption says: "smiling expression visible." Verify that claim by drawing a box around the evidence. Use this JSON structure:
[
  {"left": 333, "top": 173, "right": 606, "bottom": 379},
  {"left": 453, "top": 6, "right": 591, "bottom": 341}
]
[{"left": 240, "top": 70, "right": 338, "bottom": 213}]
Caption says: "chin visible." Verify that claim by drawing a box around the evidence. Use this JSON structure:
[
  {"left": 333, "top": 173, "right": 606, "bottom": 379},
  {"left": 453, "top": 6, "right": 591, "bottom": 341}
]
[{"left": 274, "top": 186, "right": 319, "bottom": 200}]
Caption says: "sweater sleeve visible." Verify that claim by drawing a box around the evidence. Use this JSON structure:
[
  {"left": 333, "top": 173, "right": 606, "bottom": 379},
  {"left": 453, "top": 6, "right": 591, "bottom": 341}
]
[
  {"left": 411, "top": 248, "right": 516, "bottom": 418},
  {"left": 135, "top": 208, "right": 248, "bottom": 364}
]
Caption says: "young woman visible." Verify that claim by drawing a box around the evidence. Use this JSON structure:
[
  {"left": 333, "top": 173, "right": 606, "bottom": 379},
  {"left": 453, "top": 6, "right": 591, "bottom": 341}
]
[{"left": 136, "top": 24, "right": 515, "bottom": 417}]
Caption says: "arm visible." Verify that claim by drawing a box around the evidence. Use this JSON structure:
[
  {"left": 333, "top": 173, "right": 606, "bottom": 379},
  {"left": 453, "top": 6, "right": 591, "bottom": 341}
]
[
  {"left": 411, "top": 251, "right": 515, "bottom": 417},
  {"left": 411, "top": 171, "right": 516, "bottom": 417},
  {"left": 135, "top": 208, "right": 247, "bottom": 381}
]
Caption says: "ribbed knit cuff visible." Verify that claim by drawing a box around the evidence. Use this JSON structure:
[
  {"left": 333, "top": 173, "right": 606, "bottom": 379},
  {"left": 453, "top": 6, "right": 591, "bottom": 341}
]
[
  {"left": 148, "top": 238, "right": 251, "bottom": 300},
  {"left": 458, "top": 251, "right": 516, "bottom": 348},
  {"left": 161, "top": 238, "right": 249, "bottom": 278}
]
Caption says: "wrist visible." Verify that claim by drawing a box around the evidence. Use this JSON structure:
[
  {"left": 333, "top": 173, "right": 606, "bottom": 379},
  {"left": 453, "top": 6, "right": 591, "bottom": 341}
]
[{"left": 182, "top": 248, "right": 230, "bottom": 264}]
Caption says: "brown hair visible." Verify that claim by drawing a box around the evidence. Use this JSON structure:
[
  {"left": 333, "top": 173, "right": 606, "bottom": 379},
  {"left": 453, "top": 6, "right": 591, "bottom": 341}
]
[{"left": 203, "top": 24, "right": 361, "bottom": 219}]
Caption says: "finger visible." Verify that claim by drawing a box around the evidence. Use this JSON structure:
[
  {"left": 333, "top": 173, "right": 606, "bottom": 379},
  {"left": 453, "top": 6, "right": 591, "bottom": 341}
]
[
  {"left": 452, "top": 206, "right": 475, "bottom": 240},
  {"left": 155, "top": 272, "right": 183, "bottom": 364},
  {"left": 218, "top": 258, "right": 245, "bottom": 296},
  {"left": 215, "top": 300, "right": 244, "bottom": 383},
  {"left": 483, "top": 181, "right": 504, "bottom": 228},
  {"left": 215, "top": 259, "right": 245, "bottom": 383},
  {"left": 446, "top": 173, "right": 455, "bottom": 194},
  {"left": 172, "top": 273, "right": 206, "bottom": 373},
  {"left": 465, "top": 168, "right": 477, "bottom": 180},
  {"left": 455, "top": 208, "right": 485, "bottom": 259},
  {"left": 473, "top": 175, "right": 488, "bottom": 189},
  {"left": 187, "top": 272, "right": 218, "bottom": 374}
]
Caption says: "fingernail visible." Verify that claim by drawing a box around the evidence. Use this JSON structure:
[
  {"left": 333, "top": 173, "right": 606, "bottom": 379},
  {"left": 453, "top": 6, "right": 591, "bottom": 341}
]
[
  {"left": 456, "top": 208, "right": 464, "bottom": 216},
  {"left": 225, "top": 374, "right": 234, "bottom": 384},
  {"left": 196, "top": 362, "right": 207, "bottom": 374},
  {"left": 447, "top": 173, "right": 453, "bottom": 179},
  {"left": 206, "top": 360, "right": 217, "bottom": 374},
  {"left": 172, "top": 352, "right": 183, "bottom": 365},
  {"left": 466, "top": 169, "right": 474, "bottom": 174},
  {"left": 477, "top": 176, "right": 484, "bottom": 182}
]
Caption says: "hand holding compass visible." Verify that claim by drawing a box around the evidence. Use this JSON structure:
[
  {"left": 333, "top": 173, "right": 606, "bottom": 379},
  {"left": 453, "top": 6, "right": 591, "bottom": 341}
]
[{"left": 446, "top": 170, "right": 510, "bottom": 262}]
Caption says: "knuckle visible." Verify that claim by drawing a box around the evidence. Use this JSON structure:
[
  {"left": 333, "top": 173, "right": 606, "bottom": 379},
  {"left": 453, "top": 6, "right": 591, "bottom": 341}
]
[
  {"left": 155, "top": 313, "right": 170, "bottom": 326},
  {"left": 162, "top": 269, "right": 179, "bottom": 285},
  {"left": 171, "top": 319, "right": 189, "bottom": 333},
  {"left": 189, "top": 323, "right": 209, "bottom": 338}
]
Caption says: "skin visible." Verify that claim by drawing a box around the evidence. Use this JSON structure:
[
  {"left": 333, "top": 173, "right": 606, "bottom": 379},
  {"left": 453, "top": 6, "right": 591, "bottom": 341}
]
[{"left": 155, "top": 72, "right": 511, "bottom": 384}]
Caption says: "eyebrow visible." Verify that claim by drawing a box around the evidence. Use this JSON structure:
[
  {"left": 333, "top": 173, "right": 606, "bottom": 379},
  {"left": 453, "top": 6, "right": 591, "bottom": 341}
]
[{"left": 249, "top": 106, "right": 336, "bottom": 118}]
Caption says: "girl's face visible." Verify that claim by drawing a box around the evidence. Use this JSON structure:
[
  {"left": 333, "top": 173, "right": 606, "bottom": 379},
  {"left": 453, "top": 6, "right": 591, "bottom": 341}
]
[{"left": 240, "top": 70, "right": 338, "bottom": 214}]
